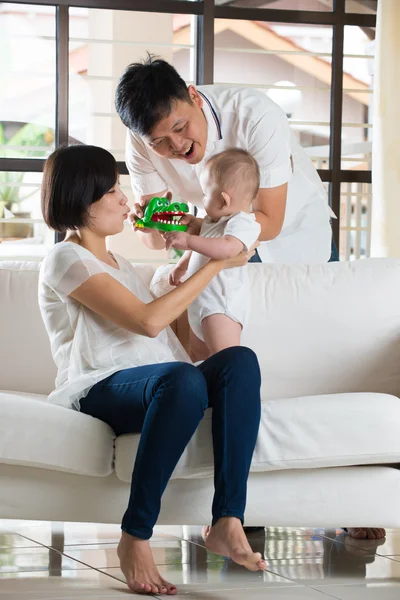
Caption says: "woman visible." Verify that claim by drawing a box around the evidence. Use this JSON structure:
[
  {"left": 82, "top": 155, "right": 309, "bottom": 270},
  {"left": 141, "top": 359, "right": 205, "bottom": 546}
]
[{"left": 39, "top": 144, "right": 265, "bottom": 595}]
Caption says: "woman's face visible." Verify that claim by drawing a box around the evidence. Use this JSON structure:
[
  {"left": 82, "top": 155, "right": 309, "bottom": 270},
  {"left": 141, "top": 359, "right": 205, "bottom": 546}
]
[{"left": 88, "top": 179, "right": 130, "bottom": 236}]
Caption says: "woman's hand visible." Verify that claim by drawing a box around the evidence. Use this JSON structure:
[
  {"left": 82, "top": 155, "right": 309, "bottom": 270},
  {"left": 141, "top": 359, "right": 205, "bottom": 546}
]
[{"left": 217, "top": 241, "right": 259, "bottom": 270}]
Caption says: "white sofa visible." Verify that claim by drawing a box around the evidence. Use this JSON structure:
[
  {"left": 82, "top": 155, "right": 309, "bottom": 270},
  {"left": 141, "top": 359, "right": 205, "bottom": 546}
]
[{"left": 1, "top": 258, "right": 400, "bottom": 528}]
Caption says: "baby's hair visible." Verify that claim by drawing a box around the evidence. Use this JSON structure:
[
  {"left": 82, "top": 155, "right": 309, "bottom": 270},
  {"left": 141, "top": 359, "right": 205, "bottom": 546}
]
[{"left": 206, "top": 148, "right": 260, "bottom": 201}]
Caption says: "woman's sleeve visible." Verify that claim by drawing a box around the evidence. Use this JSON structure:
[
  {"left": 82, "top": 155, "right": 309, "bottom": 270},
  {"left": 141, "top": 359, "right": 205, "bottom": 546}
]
[{"left": 43, "top": 245, "right": 106, "bottom": 299}]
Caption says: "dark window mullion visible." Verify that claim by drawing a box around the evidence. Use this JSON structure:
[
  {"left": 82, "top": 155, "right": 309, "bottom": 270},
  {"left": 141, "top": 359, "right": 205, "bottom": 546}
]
[
  {"left": 7, "top": 0, "right": 204, "bottom": 15},
  {"left": 329, "top": 0, "right": 345, "bottom": 249},
  {"left": 56, "top": 4, "right": 69, "bottom": 147},
  {"left": 195, "top": 0, "right": 215, "bottom": 85},
  {"left": 55, "top": 4, "right": 69, "bottom": 242}
]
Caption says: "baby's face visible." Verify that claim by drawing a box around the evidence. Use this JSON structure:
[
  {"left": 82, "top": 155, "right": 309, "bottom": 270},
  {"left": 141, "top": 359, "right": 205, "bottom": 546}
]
[{"left": 200, "top": 168, "right": 227, "bottom": 221}]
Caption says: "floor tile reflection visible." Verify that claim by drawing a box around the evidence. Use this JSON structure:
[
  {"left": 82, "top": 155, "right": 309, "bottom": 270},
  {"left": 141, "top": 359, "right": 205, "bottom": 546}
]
[
  {"left": 313, "top": 582, "right": 400, "bottom": 600},
  {"left": 0, "top": 545, "right": 92, "bottom": 576},
  {"left": 2, "top": 522, "right": 400, "bottom": 599}
]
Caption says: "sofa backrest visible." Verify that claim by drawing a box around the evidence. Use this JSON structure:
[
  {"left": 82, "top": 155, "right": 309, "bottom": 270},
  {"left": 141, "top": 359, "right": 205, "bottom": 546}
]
[
  {"left": 0, "top": 260, "right": 156, "bottom": 395},
  {"left": 1, "top": 257, "right": 400, "bottom": 400},
  {"left": 242, "top": 258, "right": 400, "bottom": 400}
]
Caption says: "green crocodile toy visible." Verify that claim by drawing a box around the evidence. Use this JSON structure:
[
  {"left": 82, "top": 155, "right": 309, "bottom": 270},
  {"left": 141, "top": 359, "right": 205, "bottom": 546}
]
[{"left": 135, "top": 197, "right": 189, "bottom": 232}]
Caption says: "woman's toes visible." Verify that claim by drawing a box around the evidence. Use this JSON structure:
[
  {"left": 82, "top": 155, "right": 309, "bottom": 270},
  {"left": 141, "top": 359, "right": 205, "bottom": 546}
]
[
  {"left": 163, "top": 580, "right": 178, "bottom": 595},
  {"left": 127, "top": 579, "right": 144, "bottom": 593}
]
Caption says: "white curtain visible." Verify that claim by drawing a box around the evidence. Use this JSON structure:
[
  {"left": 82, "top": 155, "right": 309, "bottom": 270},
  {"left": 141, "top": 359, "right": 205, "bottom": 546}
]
[{"left": 371, "top": 0, "right": 400, "bottom": 257}]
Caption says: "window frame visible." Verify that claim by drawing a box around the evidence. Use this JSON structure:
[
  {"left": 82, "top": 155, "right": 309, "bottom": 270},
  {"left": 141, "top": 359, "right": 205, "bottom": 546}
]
[{"left": 1, "top": 0, "right": 377, "bottom": 247}]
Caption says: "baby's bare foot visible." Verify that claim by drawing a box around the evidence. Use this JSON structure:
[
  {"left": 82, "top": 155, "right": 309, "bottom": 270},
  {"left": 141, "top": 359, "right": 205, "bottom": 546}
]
[
  {"left": 205, "top": 517, "right": 267, "bottom": 572},
  {"left": 117, "top": 531, "right": 177, "bottom": 595}
]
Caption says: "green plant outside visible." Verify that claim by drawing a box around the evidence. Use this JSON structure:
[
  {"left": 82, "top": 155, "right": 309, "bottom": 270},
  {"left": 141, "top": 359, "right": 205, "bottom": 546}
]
[{"left": 0, "top": 122, "right": 54, "bottom": 218}]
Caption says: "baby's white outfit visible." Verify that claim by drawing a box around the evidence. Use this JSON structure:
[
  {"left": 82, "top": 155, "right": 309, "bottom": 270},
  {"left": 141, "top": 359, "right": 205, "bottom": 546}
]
[{"left": 187, "top": 211, "right": 261, "bottom": 341}]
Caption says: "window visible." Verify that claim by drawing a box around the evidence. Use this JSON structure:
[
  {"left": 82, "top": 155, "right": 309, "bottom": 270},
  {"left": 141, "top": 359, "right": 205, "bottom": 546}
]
[{"left": 0, "top": 0, "right": 377, "bottom": 261}]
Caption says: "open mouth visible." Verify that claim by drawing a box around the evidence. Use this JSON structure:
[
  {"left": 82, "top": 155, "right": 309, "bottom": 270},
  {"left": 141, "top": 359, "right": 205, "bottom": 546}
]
[
  {"left": 183, "top": 142, "right": 195, "bottom": 159},
  {"left": 151, "top": 211, "right": 187, "bottom": 225}
]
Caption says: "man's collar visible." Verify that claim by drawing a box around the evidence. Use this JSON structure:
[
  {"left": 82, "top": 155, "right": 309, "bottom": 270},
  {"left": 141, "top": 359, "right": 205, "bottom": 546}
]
[{"left": 198, "top": 90, "right": 223, "bottom": 144}]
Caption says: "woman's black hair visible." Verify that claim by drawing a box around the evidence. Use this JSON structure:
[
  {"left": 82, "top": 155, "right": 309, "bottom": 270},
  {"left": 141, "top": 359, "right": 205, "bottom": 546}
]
[
  {"left": 41, "top": 144, "right": 118, "bottom": 233},
  {"left": 115, "top": 54, "right": 192, "bottom": 136}
]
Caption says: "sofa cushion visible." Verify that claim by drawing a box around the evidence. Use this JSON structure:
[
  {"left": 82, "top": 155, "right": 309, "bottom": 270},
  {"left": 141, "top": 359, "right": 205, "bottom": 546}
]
[
  {"left": 151, "top": 259, "right": 400, "bottom": 401},
  {"left": 0, "top": 391, "right": 115, "bottom": 477},
  {"left": 115, "top": 392, "right": 400, "bottom": 482}
]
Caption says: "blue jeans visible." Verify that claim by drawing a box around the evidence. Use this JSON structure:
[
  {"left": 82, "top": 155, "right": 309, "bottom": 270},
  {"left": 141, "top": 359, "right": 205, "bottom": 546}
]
[
  {"left": 79, "top": 347, "right": 261, "bottom": 540},
  {"left": 329, "top": 236, "right": 339, "bottom": 262}
]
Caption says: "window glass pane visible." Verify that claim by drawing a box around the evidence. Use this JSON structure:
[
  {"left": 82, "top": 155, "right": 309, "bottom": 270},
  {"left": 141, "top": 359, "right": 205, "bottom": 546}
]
[
  {"left": 69, "top": 10, "right": 195, "bottom": 163},
  {"left": 339, "top": 181, "right": 372, "bottom": 261},
  {"left": 0, "top": 171, "right": 53, "bottom": 259},
  {"left": 214, "top": 20, "right": 333, "bottom": 164},
  {"left": 216, "top": 0, "right": 333, "bottom": 10},
  {"left": 0, "top": 4, "right": 56, "bottom": 160},
  {"left": 345, "top": 0, "right": 377, "bottom": 14},
  {"left": 341, "top": 26, "right": 374, "bottom": 170}
]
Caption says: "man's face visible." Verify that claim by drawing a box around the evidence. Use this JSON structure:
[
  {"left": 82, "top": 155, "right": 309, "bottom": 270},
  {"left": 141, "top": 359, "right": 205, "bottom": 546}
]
[{"left": 144, "top": 86, "right": 208, "bottom": 164}]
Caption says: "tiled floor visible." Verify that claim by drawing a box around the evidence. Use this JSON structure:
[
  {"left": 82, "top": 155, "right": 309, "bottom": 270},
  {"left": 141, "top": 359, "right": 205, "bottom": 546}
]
[{"left": 1, "top": 521, "right": 400, "bottom": 598}]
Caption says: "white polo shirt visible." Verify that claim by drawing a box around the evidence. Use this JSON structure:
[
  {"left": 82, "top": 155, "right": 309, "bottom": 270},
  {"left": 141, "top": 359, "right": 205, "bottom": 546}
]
[{"left": 126, "top": 85, "right": 333, "bottom": 264}]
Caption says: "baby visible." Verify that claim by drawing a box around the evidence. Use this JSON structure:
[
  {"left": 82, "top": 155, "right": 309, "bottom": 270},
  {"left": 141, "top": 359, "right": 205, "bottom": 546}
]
[{"left": 164, "top": 148, "right": 261, "bottom": 355}]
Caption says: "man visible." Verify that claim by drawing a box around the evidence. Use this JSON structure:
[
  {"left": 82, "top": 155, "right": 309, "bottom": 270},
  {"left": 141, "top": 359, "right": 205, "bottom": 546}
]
[
  {"left": 115, "top": 55, "right": 385, "bottom": 541},
  {"left": 116, "top": 55, "right": 336, "bottom": 263}
]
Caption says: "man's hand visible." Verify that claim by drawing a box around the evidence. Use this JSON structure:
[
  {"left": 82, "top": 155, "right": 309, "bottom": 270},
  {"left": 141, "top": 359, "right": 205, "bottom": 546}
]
[
  {"left": 169, "top": 264, "right": 188, "bottom": 286},
  {"left": 163, "top": 231, "right": 191, "bottom": 251}
]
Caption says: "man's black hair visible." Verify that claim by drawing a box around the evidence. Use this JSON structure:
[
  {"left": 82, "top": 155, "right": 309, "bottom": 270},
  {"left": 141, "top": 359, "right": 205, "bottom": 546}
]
[{"left": 115, "top": 54, "right": 192, "bottom": 136}]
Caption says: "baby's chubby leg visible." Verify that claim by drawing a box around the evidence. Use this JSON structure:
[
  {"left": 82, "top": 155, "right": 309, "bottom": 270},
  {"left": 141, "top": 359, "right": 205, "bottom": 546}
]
[{"left": 202, "top": 314, "right": 242, "bottom": 355}]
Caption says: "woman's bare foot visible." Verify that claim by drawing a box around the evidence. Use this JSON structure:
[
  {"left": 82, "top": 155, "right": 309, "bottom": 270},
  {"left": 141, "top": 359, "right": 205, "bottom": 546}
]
[
  {"left": 346, "top": 528, "right": 386, "bottom": 540},
  {"left": 117, "top": 531, "right": 177, "bottom": 595},
  {"left": 205, "top": 517, "right": 267, "bottom": 572}
]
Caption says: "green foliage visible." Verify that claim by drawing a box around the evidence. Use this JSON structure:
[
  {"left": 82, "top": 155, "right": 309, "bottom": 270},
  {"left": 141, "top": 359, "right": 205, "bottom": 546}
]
[{"left": 0, "top": 122, "right": 54, "bottom": 217}]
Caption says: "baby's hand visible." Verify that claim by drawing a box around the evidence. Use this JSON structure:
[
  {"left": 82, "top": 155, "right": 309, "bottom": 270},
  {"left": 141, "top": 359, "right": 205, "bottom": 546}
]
[
  {"left": 169, "top": 264, "right": 187, "bottom": 286},
  {"left": 163, "top": 231, "right": 191, "bottom": 251}
]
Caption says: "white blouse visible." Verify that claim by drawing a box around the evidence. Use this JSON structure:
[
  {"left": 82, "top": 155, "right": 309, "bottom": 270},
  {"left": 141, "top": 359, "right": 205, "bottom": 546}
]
[{"left": 38, "top": 242, "right": 190, "bottom": 410}]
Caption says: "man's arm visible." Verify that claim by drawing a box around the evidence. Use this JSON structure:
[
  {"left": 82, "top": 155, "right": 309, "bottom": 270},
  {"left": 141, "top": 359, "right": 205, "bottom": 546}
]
[{"left": 252, "top": 183, "right": 288, "bottom": 242}]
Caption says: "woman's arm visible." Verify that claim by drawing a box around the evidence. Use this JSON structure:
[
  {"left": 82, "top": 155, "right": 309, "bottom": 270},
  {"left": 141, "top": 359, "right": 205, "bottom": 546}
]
[{"left": 69, "top": 250, "right": 253, "bottom": 339}]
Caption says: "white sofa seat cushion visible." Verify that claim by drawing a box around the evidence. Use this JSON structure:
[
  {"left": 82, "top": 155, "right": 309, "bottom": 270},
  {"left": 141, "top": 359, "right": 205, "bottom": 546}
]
[
  {"left": 115, "top": 392, "right": 400, "bottom": 482},
  {"left": 0, "top": 391, "right": 115, "bottom": 477}
]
